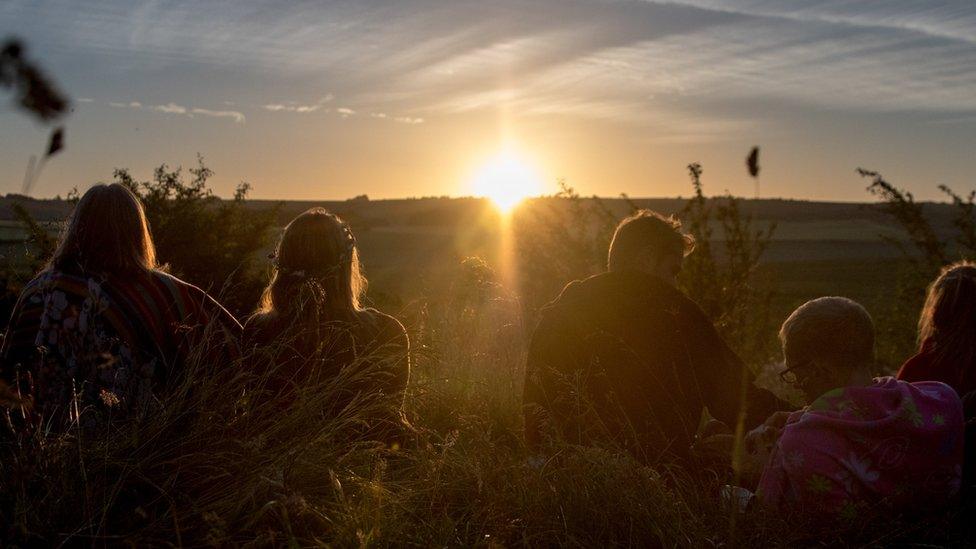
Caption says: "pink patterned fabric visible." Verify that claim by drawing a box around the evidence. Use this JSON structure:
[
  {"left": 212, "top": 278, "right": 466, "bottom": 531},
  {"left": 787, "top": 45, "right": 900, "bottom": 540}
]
[{"left": 757, "top": 376, "right": 963, "bottom": 521}]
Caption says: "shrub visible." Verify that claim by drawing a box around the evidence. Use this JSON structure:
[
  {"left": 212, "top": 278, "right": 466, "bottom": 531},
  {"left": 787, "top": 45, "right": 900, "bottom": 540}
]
[
  {"left": 858, "top": 168, "right": 976, "bottom": 366},
  {"left": 111, "top": 156, "right": 279, "bottom": 315}
]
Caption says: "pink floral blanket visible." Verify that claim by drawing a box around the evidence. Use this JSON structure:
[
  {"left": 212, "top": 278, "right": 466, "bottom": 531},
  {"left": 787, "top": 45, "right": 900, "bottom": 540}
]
[{"left": 757, "top": 376, "right": 963, "bottom": 521}]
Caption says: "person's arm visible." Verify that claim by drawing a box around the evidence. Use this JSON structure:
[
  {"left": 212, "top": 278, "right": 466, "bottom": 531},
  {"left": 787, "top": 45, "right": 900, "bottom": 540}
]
[
  {"left": 0, "top": 285, "right": 42, "bottom": 384},
  {"left": 754, "top": 437, "right": 790, "bottom": 509},
  {"left": 0, "top": 284, "right": 42, "bottom": 426},
  {"left": 374, "top": 313, "right": 410, "bottom": 409},
  {"left": 685, "top": 302, "right": 787, "bottom": 429},
  {"left": 523, "top": 303, "right": 584, "bottom": 450}
]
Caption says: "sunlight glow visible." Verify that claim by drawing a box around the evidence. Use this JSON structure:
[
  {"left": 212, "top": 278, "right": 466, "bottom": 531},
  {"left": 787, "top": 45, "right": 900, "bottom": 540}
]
[{"left": 469, "top": 149, "right": 544, "bottom": 213}]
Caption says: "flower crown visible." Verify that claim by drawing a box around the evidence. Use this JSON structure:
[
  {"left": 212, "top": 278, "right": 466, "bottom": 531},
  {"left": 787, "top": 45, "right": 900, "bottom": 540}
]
[{"left": 268, "top": 215, "right": 357, "bottom": 278}]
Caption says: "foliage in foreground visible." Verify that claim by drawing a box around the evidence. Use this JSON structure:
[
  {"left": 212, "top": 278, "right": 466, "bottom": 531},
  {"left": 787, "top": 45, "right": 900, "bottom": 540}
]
[
  {"left": 113, "top": 157, "right": 280, "bottom": 315},
  {"left": 1, "top": 272, "right": 972, "bottom": 547},
  {"left": 7, "top": 157, "right": 976, "bottom": 545},
  {"left": 0, "top": 158, "right": 279, "bottom": 323}
]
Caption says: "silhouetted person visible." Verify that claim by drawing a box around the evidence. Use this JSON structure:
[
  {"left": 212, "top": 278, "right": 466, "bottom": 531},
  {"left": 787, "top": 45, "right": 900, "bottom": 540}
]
[
  {"left": 897, "top": 261, "right": 976, "bottom": 491},
  {"left": 245, "top": 208, "right": 409, "bottom": 443},
  {"left": 757, "top": 297, "right": 963, "bottom": 521},
  {"left": 898, "top": 262, "right": 976, "bottom": 395},
  {"left": 523, "top": 210, "right": 781, "bottom": 462},
  {"left": 0, "top": 183, "right": 240, "bottom": 431}
]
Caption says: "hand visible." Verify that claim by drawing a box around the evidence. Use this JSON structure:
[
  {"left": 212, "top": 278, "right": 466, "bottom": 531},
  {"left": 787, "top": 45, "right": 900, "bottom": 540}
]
[
  {"left": 763, "top": 411, "right": 792, "bottom": 430},
  {"left": 700, "top": 418, "right": 732, "bottom": 438},
  {"left": 692, "top": 433, "right": 735, "bottom": 462},
  {"left": 739, "top": 422, "right": 784, "bottom": 485}
]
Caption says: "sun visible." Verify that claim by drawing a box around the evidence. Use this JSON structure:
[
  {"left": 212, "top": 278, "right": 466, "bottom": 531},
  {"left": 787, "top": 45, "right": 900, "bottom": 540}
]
[{"left": 469, "top": 149, "right": 544, "bottom": 213}]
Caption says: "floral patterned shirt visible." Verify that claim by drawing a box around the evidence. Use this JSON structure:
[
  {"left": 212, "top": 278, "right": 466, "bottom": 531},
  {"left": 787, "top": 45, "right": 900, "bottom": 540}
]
[
  {"left": 0, "top": 269, "right": 240, "bottom": 430},
  {"left": 757, "top": 377, "right": 963, "bottom": 521}
]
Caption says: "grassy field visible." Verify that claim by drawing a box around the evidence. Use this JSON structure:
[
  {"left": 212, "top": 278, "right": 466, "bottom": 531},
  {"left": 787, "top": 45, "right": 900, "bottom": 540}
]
[{"left": 0, "top": 193, "right": 964, "bottom": 546}]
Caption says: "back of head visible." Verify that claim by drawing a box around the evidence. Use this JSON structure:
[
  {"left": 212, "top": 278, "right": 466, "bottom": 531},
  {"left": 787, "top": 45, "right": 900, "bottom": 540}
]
[
  {"left": 607, "top": 210, "right": 694, "bottom": 272},
  {"left": 780, "top": 296, "right": 875, "bottom": 379},
  {"left": 49, "top": 183, "right": 157, "bottom": 276},
  {"left": 258, "top": 207, "right": 365, "bottom": 323},
  {"left": 919, "top": 261, "right": 976, "bottom": 381}
]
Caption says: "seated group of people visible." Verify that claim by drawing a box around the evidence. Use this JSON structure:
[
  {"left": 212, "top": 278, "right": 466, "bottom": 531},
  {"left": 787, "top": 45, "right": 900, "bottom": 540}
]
[
  {"left": 524, "top": 209, "right": 972, "bottom": 522},
  {"left": 0, "top": 183, "right": 971, "bottom": 524},
  {"left": 0, "top": 183, "right": 409, "bottom": 435}
]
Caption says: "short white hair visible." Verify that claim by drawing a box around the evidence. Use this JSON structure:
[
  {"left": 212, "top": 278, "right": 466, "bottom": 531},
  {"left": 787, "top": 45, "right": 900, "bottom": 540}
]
[{"left": 780, "top": 297, "right": 875, "bottom": 369}]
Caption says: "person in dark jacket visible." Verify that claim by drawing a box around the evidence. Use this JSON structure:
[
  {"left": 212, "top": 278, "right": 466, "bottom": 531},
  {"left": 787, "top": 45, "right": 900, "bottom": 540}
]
[{"left": 523, "top": 209, "right": 782, "bottom": 462}]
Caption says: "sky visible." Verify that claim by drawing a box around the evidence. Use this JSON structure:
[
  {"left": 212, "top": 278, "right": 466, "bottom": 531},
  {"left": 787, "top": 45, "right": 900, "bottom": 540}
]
[{"left": 2, "top": 0, "right": 976, "bottom": 201}]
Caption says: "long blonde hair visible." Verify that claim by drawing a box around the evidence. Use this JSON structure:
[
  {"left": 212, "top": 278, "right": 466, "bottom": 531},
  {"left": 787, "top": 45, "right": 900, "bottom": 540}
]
[
  {"left": 257, "top": 208, "right": 365, "bottom": 322},
  {"left": 918, "top": 260, "right": 976, "bottom": 385},
  {"left": 49, "top": 183, "right": 157, "bottom": 276}
]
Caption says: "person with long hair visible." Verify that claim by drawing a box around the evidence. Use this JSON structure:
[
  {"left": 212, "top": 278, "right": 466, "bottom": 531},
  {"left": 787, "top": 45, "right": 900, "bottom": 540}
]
[
  {"left": 245, "top": 208, "right": 409, "bottom": 441},
  {"left": 898, "top": 261, "right": 976, "bottom": 395},
  {"left": 0, "top": 183, "right": 241, "bottom": 430}
]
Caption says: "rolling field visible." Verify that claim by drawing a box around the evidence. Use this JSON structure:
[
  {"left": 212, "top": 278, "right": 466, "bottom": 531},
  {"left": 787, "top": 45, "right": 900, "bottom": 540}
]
[
  {"left": 0, "top": 193, "right": 968, "bottom": 546},
  {"left": 0, "top": 194, "right": 930, "bottom": 370}
]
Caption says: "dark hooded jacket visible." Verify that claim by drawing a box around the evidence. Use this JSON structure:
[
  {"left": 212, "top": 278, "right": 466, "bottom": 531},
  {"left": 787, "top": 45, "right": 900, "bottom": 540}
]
[{"left": 523, "top": 269, "right": 782, "bottom": 462}]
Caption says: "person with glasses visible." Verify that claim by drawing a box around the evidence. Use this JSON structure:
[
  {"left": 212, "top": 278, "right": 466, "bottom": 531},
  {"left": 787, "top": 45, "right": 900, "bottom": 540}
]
[{"left": 754, "top": 297, "right": 963, "bottom": 521}]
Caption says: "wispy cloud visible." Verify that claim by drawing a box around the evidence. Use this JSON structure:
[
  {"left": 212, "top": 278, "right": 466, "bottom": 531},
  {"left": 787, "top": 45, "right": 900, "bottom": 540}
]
[
  {"left": 105, "top": 99, "right": 245, "bottom": 123},
  {"left": 152, "top": 102, "right": 186, "bottom": 114},
  {"left": 263, "top": 94, "right": 333, "bottom": 113},
  {"left": 394, "top": 116, "right": 424, "bottom": 124},
  {"left": 7, "top": 0, "right": 976, "bottom": 139},
  {"left": 192, "top": 108, "right": 246, "bottom": 124}
]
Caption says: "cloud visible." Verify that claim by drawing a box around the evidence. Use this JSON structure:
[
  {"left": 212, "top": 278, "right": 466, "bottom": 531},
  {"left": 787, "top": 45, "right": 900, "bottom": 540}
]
[
  {"left": 104, "top": 99, "right": 244, "bottom": 123},
  {"left": 262, "top": 94, "right": 334, "bottom": 113},
  {"left": 394, "top": 116, "right": 424, "bottom": 124},
  {"left": 192, "top": 108, "right": 246, "bottom": 124},
  {"left": 10, "top": 0, "right": 976, "bottom": 142},
  {"left": 76, "top": 97, "right": 94, "bottom": 103},
  {"left": 151, "top": 102, "right": 186, "bottom": 114}
]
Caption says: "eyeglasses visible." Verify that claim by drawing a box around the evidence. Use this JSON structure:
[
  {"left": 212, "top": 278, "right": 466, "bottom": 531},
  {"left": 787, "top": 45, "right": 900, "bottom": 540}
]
[
  {"left": 778, "top": 366, "right": 798, "bottom": 385},
  {"left": 778, "top": 359, "right": 812, "bottom": 385}
]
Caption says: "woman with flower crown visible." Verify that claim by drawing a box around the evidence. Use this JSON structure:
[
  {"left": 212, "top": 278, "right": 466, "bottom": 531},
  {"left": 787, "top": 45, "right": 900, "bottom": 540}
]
[{"left": 244, "top": 208, "right": 410, "bottom": 443}]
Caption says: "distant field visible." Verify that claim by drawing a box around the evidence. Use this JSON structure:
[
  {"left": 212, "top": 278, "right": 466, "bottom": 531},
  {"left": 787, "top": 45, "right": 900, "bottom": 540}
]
[{"left": 0, "top": 194, "right": 928, "bottom": 365}]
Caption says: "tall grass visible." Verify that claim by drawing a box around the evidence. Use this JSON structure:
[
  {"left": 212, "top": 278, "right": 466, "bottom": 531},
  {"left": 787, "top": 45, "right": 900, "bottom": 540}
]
[
  {"left": 5, "top": 162, "right": 976, "bottom": 546},
  {"left": 2, "top": 272, "right": 969, "bottom": 546}
]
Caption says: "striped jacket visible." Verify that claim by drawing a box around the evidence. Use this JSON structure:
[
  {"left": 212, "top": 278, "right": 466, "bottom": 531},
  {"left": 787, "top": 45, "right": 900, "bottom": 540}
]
[{"left": 0, "top": 269, "right": 241, "bottom": 428}]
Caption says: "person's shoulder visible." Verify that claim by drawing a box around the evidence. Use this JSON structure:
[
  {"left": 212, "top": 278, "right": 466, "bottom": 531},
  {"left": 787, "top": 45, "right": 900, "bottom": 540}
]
[
  {"left": 20, "top": 270, "right": 54, "bottom": 292},
  {"left": 242, "top": 310, "right": 279, "bottom": 345},
  {"left": 148, "top": 270, "right": 241, "bottom": 328},
  {"left": 899, "top": 378, "right": 964, "bottom": 413},
  {"left": 359, "top": 308, "right": 407, "bottom": 337},
  {"left": 148, "top": 269, "right": 202, "bottom": 294},
  {"left": 9, "top": 271, "right": 57, "bottom": 308},
  {"left": 545, "top": 273, "right": 609, "bottom": 309},
  {"left": 243, "top": 310, "right": 272, "bottom": 332},
  {"left": 17, "top": 269, "right": 92, "bottom": 300},
  {"left": 148, "top": 270, "right": 222, "bottom": 305}
]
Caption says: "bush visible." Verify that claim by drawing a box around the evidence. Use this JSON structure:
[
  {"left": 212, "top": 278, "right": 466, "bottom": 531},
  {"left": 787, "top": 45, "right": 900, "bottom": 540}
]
[
  {"left": 112, "top": 156, "right": 279, "bottom": 315},
  {"left": 858, "top": 168, "right": 976, "bottom": 366}
]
